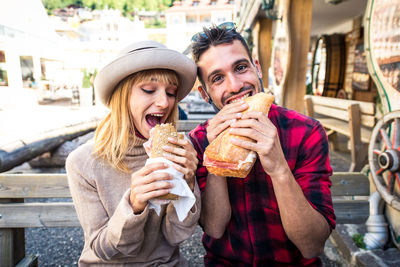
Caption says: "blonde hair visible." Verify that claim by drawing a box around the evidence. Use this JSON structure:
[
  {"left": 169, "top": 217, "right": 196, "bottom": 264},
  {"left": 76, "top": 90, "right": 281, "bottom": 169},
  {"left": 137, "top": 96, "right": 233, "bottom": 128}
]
[{"left": 94, "top": 69, "right": 179, "bottom": 172}]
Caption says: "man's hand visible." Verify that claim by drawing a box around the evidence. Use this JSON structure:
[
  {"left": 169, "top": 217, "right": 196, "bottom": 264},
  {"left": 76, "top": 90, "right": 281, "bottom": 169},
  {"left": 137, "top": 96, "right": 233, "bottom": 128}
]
[
  {"left": 206, "top": 101, "right": 248, "bottom": 143},
  {"left": 229, "top": 111, "right": 289, "bottom": 177}
]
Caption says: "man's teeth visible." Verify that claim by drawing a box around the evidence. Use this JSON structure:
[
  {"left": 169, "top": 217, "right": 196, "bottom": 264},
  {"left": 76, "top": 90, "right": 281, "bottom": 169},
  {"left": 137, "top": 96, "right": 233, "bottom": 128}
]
[{"left": 231, "top": 93, "right": 250, "bottom": 103}]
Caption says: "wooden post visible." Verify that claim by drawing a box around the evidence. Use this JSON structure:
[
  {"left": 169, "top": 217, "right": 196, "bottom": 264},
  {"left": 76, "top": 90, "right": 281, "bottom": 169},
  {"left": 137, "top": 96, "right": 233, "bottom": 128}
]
[
  {"left": 283, "top": 0, "right": 313, "bottom": 112},
  {"left": 0, "top": 229, "right": 14, "bottom": 266},
  {"left": 348, "top": 103, "right": 362, "bottom": 171},
  {"left": 257, "top": 18, "right": 273, "bottom": 89},
  {"left": 0, "top": 199, "right": 25, "bottom": 267},
  {"left": 303, "top": 96, "right": 314, "bottom": 117}
]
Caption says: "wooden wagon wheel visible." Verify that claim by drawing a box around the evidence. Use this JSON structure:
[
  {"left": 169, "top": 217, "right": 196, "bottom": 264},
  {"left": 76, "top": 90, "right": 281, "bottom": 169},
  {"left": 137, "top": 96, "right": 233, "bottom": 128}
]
[{"left": 368, "top": 111, "right": 400, "bottom": 211}]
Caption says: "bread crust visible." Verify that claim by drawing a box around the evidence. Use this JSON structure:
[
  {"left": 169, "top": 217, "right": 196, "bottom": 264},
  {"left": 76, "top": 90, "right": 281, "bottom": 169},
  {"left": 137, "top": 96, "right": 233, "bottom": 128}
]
[
  {"left": 151, "top": 123, "right": 182, "bottom": 200},
  {"left": 204, "top": 93, "right": 275, "bottom": 178}
]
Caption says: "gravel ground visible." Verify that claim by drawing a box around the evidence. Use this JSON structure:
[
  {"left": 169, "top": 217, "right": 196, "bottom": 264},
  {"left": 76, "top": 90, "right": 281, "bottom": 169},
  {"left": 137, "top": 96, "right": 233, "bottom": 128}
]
[{"left": 24, "top": 150, "right": 350, "bottom": 266}]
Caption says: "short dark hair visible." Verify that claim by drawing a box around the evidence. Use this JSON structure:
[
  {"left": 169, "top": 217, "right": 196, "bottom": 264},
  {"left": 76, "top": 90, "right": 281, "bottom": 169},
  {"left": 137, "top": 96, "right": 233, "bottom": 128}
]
[{"left": 191, "top": 24, "right": 253, "bottom": 86}]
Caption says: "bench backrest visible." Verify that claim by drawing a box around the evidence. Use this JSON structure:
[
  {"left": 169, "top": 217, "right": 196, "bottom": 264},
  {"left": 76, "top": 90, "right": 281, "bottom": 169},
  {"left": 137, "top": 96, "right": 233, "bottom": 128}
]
[
  {"left": 0, "top": 173, "right": 79, "bottom": 228},
  {"left": 304, "top": 95, "right": 375, "bottom": 128},
  {"left": 0, "top": 172, "right": 370, "bottom": 227}
]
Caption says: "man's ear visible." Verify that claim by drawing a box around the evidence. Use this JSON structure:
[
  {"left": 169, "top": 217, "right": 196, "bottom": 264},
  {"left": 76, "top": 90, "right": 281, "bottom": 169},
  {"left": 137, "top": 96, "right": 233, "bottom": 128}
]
[
  {"left": 253, "top": 59, "right": 263, "bottom": 78},
  {"left": 197, "top": 85, "right": 210, "bottom": 103}
]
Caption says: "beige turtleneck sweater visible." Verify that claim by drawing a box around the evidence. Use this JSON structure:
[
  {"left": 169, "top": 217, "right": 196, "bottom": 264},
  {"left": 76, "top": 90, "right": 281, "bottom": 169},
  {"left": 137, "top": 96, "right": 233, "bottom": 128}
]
[{"left": 66, "top": 136, "right": 201, "bottom": 266}]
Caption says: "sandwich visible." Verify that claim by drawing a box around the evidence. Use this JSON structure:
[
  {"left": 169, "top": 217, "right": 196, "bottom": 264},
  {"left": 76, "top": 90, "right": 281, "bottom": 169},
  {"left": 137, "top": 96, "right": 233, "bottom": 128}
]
[
  {"left": 151, "top": 123, "right": 183, "bottom": 200},
  {"left": 203, "top": 92, "right": 275, "bottom": 178}
]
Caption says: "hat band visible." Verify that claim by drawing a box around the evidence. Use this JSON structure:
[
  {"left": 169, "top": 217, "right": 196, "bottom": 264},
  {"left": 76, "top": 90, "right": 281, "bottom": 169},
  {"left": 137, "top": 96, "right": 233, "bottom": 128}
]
[{"left": 127, "top": 46, "right": 159, "bottom": 54}]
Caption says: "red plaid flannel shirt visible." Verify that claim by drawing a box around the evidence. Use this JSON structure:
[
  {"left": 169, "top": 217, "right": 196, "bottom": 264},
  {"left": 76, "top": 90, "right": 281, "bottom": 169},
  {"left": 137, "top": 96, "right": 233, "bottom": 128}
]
[{"left": 189, "top": 104, "right": 336, "bottom": 266}]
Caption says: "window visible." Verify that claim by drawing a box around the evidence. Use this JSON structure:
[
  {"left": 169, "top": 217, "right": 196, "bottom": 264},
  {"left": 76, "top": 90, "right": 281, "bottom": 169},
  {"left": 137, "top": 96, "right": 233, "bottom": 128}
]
[
  {"left": 0, "top": 51, "right": 8, "bottom": 86},
  {"left": 187, "top": 15, "right": 196, "bottom": 24},
  {"left": 193, "top": 1, "right": 199, "bottom": 6},
  {"left": 20, "top": 56, "right": 34, "bottom": 88},
  {"left": 201, "top": 15, "right": 211, "bottom": 23}
]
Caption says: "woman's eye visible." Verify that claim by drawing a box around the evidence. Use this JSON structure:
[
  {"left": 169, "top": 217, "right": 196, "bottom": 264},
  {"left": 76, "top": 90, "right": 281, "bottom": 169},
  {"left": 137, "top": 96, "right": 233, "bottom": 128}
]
[
  {"left": 167, "top": 92, "right": 176, "bottom": 97},
  {"left": 141, "top": 88, "right": 154, "bottom": 94}
]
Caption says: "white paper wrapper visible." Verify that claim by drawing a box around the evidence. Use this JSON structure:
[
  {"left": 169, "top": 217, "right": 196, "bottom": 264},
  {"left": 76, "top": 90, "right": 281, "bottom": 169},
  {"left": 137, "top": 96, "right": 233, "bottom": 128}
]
[{"left": 145, "top": 157, "right": 196, "bottom": 222}]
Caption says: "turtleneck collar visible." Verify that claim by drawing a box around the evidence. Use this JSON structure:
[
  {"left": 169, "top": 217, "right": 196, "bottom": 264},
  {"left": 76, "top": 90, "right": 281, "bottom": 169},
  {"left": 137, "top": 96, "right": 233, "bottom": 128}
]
[{"left": 126, "top": 133, "right": 148, "bottom": 157}]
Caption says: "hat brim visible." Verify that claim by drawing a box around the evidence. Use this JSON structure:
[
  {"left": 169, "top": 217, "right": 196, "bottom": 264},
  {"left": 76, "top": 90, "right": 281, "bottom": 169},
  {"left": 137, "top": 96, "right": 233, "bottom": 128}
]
[{"left": 94, "top": 48, "right": 197, "bottom": 106}]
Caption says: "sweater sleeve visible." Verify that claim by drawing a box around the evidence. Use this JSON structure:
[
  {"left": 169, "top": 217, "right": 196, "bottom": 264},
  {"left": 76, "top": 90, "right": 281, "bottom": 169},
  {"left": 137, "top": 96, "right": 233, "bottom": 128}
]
[
  {"left": 66, "top": 147, "right": 150, "bottom": 260},
  {"left": 161, "top": 180, "right": 201, "bottom": 246}
]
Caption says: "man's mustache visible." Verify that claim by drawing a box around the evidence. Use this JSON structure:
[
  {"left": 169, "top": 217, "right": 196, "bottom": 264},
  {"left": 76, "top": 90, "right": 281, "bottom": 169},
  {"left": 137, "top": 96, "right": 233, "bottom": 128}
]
[{"left": 221, "top": 86, "right": 254, "bottom": 104}]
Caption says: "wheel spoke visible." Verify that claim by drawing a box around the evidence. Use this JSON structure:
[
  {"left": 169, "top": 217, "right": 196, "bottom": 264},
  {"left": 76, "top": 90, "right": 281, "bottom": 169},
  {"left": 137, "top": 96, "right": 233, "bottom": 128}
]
[
  {"left": 380, "top": 128, "right": 392, "bottom": 150},
  {"left": 373, "top": 149, "right": 381, "bottom": 155},
  {"left": 377, "top": 167, "right": 385, "bottom": 175}
]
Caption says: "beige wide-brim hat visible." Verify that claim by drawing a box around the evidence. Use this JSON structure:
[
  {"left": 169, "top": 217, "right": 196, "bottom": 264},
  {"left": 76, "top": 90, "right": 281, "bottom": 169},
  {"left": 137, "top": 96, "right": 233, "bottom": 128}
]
[{"left": 94, "top": 40, "right": 197, "bottom": 107}]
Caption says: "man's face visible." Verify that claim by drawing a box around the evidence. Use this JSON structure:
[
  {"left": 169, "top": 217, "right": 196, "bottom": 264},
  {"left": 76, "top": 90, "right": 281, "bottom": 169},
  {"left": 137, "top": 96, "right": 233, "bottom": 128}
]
[{"left": 197, "top": 40, "right": 263, "bottom": 109}]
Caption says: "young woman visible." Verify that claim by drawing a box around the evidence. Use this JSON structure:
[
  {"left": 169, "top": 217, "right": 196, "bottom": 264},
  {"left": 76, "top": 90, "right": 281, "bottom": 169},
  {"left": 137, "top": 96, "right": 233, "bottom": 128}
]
[{"left": 66, "top": 40, "right": 200, "bottom": 266}]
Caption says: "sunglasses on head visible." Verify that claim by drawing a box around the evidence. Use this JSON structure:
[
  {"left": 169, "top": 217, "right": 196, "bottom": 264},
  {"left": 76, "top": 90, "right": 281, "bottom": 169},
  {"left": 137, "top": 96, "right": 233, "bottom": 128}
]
[{"left": 191, "top": 22, "right": 236, "bottom": 42}]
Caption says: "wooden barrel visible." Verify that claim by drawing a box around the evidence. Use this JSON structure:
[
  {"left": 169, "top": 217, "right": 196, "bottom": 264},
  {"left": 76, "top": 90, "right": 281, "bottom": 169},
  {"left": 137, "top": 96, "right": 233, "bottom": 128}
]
[{"left": 311, "top": 34, "right": 346, "bottom": 97}]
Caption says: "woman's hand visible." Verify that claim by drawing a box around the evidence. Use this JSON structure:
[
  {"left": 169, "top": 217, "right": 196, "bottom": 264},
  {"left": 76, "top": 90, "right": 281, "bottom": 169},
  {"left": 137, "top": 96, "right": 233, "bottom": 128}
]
[
  {"left": 130, "top": 162, "right": 173, "bottom": 214},
  {"left": 162, "top": 136, "right": 198, "bottom": 191}
]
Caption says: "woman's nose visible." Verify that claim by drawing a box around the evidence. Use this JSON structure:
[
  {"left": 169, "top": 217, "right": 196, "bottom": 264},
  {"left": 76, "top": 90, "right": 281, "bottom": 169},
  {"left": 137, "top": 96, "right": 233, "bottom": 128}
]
[{"left": 155, "top": 92, "right": 169, "bottom": 108}]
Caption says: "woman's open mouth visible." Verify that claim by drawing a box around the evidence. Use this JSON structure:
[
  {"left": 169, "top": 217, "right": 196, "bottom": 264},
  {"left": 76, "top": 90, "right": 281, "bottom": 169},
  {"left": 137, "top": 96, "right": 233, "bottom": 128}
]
[{"left": 145, "top": 113, "right": 164, "bottom": 128}]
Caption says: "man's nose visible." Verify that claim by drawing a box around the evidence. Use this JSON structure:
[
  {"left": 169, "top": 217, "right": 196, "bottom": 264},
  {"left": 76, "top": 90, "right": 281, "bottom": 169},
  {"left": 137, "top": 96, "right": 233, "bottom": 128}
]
[{"left": 225, "top": 73, "right": 242, "bottom": 93}]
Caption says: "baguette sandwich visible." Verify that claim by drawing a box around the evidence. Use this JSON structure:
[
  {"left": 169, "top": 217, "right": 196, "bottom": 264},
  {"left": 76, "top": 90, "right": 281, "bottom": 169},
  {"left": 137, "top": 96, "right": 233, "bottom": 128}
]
[
  {"left": 204, "top": 92, "right": 275, "bottom": 178},
  {"left": 151, "top": 123, "right": 183, "bottom": 200}
]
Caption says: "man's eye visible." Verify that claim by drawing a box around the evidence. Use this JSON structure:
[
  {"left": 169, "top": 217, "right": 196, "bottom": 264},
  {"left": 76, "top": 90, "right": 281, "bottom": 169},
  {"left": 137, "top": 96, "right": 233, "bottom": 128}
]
[
  {"left": 212, "top": 75, "right": 222, "bottom": 83},
  {"left": 236, "top": 65, "right": 247, "bottom": 72}
]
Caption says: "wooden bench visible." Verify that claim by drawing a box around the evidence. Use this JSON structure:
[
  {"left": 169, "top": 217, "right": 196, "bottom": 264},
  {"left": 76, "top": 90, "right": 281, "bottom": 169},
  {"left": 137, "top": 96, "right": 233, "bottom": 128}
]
[
  {"left": 0, "top": 119, "right": 205, "bottom": 266},
  {"left": 0, "top": 171, "right": 370, "bottom": 266},
  {"left": 304, "top": 95, "right": 376, "bottom": 172}
]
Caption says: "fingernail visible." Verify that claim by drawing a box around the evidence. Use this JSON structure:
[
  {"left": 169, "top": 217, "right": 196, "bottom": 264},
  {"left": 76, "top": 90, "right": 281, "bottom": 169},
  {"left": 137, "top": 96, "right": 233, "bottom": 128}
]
[
  {"left": 167, "top": 137, "right": 175, "bottom": 142},
  {"left": 236, "top": 113, "right": 242, "bottom": 118}
]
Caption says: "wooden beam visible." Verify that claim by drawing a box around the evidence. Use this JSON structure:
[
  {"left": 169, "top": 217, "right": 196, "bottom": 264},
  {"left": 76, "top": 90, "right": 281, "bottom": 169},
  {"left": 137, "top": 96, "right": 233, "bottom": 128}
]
[
  {"left": 330, "top": 172, "right": 370, "bottom": 196},
  {"left": 0, "top": 173, "right": 70, "bottom": 198},
  {"left": 333, "top": 200, "right": 369, "bottom": 224},
  {"left": 0, "top": 122, "right": 97, "bottom": 172},
  {"left": 177, "top": 120, "right": 204, "bottom": 133},
  {"left": 283, "top": 0, "right": 313, "bottom": 112},
  {"left": 257, "top": 18, "right": 273, "bottom": 88},
  {"left": 0, "top": 203, "right": 80, "bottom": 228}
]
